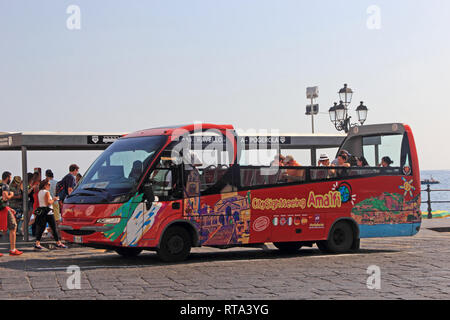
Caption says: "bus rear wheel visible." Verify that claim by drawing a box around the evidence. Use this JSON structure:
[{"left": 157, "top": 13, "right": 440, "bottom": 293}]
[
  {"left": 318, "top": 221, "right": 354, "bottom": 254},
  {"left": 273, "top": 242, "right": 302, "bottom": 253},
  {"left": 115, "top": 247, "right": 143, "bottom": 257},
  {"left": 157, "top": 226, "right": 191, "bottom": 262}
]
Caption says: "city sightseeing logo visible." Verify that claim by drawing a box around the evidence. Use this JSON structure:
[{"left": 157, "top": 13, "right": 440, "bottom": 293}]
[{"left": 251, "top": 191, "right": 342, "bottom": 211}]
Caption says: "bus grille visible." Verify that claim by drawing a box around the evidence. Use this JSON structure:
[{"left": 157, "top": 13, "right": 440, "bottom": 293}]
[{"left": 62, "top": 230, "right": 96, "bottom": 236}]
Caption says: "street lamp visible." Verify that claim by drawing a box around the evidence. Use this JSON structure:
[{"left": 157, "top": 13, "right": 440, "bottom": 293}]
[
  {"left": 329, "top": 102, "right": 337, "bottom": 124},
  {"left": 335, "top": 101, "right": 346, "bottom": 122},
  {"left": 329, "top": 84, "right": 368, "bottom": 133},
  {"left": 356, "top": 101, "right": 368, "bottom": 125},
  {"left": 339, "top": 83, "right": 353, "bottom": 106}
]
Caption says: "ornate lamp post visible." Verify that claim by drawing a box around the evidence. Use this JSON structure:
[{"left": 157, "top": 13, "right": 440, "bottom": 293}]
[{"left": 328, "top": 84, "right": 368, "bottom": 133}]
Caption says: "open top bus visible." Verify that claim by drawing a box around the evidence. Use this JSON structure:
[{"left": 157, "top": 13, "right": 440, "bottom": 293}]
[{"left": 60, "top": 123, "right": 421, "bottom": 262}]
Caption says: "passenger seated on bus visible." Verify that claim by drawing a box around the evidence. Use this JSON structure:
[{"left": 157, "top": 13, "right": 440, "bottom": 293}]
[
  {"left": 270, "top": 154, "right": 285, "bottom": 167},
  {"left": 347, "top": 156, "right": 360, "bottom": 176},
  {"left": 312, "top": 154, "right": 330, "bottom": 180},
  {"left": 282, "top": 155, "right": 304, "bottom": 182},
  {"left": 348, "top": 155, "right": 358, "bottom": 167},
  {"left": 264, "top": 154, "right": 284, "bottom": 184},
  {"left": 331, "top": 149, "right": 351, "bottom": 166},
  {"left": 356, "top": 156, "right": 369, "bottom": 167},
  {"left": 129, "top": 160, "right": 143, "bottom": 181},
  {"left": 380, "top": 156, "right": 393, "bottom": 167},
  {"left": 352, "top": 156, "right": 370, "bottom": 175},
  {"left": 330, "top": 153, "right": 350, "bottom": 177},
  {"left": 318, "top": 154, "right": 330, "bottom": 167},
  {"left": 337, "top": 153, "right": 350, "bottom": 167}
]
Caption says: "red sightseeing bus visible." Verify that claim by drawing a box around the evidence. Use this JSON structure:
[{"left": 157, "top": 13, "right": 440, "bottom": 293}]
[{"left": 60, "top": 123, "right": 421, "bottom": 262}]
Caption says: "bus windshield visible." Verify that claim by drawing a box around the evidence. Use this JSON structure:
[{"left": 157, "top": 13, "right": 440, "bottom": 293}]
[{"left": 70, "top": 135, "right": 167, "bottom": 203}]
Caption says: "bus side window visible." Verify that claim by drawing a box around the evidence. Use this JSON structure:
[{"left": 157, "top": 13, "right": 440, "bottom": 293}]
[
  {"left": 200, "top": 164, "right": 238, "bottom": 195},
  {"left": 362, "top": 134, "right": 403, "bottom": 168},
  {"left": 148, "top": 159, "right": 183, "bottom": 201}
]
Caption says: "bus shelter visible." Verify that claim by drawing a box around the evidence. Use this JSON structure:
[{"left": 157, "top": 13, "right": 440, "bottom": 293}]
[
  {"left": 0, "top": 131, "right": 125, "bottom": 241},
  {"left": 0, "top": 130, "right": 344, "bottom": 242}
]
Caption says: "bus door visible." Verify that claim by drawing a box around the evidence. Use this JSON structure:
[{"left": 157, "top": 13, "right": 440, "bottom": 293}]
[
  {"left": 339, "top": 124, "right": 420, "bottom": 237},
  {"left": 137, "top": 158, "right": 184, "bottom": 245}
]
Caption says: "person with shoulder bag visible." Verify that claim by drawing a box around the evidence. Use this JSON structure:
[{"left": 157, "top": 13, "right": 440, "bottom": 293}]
[{"left": 34, "top": 180, "right": 67, "bottom": 250}]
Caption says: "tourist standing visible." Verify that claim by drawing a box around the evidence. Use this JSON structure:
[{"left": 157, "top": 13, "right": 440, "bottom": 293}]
[
  {"left": 1, "top": 172, "right": 23, "bottom": 256},
  {"left": 29, "top": 171, "right": 40, "bottom": 237},
  {"left": 34, "top": 180, "right": 67, "bottom": 250},
  {"left": 9, "top": 176, "right": 24, "bottom": 236},
  {"left": 57, "top": 164, "right": 79, "bottom": 203}
]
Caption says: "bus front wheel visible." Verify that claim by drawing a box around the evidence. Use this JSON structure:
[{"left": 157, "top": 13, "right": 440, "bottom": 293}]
[
  {"left": 317, "top": 221, "right": 354, "bottom": 254},
  {"left": 157, "top": 226, "right": 191, "bottom": 262},
  {"left": 273, "top": 241, "right": 302, "bottom": 253},
  {"left": 115, "top": 247, "right": 143, "bottom": 258}
]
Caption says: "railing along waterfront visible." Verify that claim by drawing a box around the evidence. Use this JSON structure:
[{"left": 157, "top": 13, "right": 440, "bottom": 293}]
[{"left": 421, "top": 184, "right": 450, "bottom": 219}]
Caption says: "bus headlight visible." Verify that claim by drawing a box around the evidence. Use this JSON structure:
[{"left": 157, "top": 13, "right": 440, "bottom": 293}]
[{"left": 96, "top": 217, "right": 121, "bottom": 224}]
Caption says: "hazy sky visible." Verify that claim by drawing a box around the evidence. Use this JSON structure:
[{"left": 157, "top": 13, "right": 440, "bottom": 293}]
[{"left": 1, "top": 0, "right": 450, "bottom": 179}]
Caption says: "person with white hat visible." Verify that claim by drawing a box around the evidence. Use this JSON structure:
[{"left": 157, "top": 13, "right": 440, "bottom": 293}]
[{"left": 318, "top": 154, "right": 330, "bottom": 166}]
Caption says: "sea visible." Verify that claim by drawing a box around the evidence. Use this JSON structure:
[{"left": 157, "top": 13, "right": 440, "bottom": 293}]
[{"left": 420, "top": 170, "right": 450, "bottom": 213}]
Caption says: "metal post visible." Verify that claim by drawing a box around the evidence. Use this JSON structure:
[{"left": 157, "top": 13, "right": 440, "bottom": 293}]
[
  {"left": 309, "top": 96, "right": 317, "bottom": 167},
  {"left": 427, "top": 184, "right": 432, "bottom": 219},
  {"left": 310, "top": 97, "right": 315, "bottom": 134},
  {"left": 311, "top": 147, "right": 317, "bottom": 166},
  {"left": 374, "top": 144, "right": 379, "bottom": 166},
  {"left": 21, "top": 146, "right": 29, "bottom": 242}
]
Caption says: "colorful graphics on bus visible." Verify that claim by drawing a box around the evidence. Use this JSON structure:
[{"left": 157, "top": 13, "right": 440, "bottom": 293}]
[
  {"left": 350, "top": 178, "right": 421, "bottom": 238},
  {"left": 185, "top": 192, "right": 251, "bottom": 246},
  {"left": 94, "top": 175, "right": 420, "bottom": 247},
  {"left": 102, "top": 193, "right": 164, "bottom": 246}
]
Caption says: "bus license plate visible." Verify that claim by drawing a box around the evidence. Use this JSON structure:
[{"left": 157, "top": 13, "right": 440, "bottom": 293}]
[{"left": 74, "top": 236, "right": 83, "bottom": 244}]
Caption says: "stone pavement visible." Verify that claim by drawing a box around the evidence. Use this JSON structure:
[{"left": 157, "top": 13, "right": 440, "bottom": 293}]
[{"left": 0, "top": 219, "right": 449, "bottom": 300}]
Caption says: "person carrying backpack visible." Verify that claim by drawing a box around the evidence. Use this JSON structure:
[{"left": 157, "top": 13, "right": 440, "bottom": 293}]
[{"left": 56, "top": 164, "right": 79, "bottom": 203}]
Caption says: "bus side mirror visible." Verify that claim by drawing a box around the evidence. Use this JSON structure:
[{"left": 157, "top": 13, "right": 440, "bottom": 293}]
[{"left": 143, "top": 184, "right": 155, "bottom": 205}]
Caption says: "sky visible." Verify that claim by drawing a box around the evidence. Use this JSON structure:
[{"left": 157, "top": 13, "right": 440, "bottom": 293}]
[{"left": 1, "top": 0, "right": 450, "bottom": 179}]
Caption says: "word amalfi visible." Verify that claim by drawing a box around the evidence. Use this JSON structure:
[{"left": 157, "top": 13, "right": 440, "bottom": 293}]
[{"left": 252, "top": 191, "right": 342, "bottom": 210}]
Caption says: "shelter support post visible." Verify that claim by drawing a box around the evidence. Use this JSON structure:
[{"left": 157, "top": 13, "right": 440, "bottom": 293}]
[{"left": 21, "top": 146, "right": 29, "bottom": 242}]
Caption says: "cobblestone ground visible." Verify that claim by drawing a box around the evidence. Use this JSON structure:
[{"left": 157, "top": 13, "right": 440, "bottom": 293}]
[{"left": 0, "top": 219, "right": 449, "bottom": 300}]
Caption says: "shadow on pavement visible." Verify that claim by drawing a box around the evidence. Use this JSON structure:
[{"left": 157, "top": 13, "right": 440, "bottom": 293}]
[{"left": 0, "top": 247, "right": 398, "bottom": 272}]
